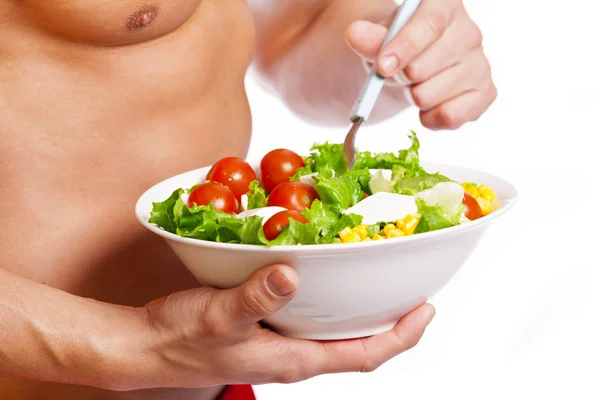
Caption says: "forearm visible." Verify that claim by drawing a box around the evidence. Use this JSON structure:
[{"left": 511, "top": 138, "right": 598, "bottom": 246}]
[
  {"left": 0, "top": 267, "right": 151, "bottom": 391},
  {"left": 254, "top": 0, "right": 407, "bottom": 126}
]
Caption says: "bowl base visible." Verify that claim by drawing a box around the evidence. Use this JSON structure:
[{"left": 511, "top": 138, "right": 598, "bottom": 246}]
[{"left": 274, "top": 322, "right": 397, "bottom": 341}]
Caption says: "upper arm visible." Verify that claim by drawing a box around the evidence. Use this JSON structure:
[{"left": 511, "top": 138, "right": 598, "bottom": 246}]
[{"left": 248, "top": 0, "right": 330, "bottom": 76}]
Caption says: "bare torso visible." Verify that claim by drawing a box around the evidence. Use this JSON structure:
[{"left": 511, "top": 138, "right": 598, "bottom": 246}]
[{"left": 0, "top": 0, "right": 255, "bottom": 398}]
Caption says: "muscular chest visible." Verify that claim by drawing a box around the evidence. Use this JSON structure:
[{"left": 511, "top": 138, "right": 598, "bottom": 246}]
[{"left": 1, "top": 0, "right": 258, "bottom": 305}]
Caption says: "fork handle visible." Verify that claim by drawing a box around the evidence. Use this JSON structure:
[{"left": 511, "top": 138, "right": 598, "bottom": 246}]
[{"left": 349, "top": 0, "right": 421, "bottom": 122}]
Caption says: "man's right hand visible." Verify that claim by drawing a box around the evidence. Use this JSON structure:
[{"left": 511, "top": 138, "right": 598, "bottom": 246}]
[{"left": 141, "top": 263, "right": 436, "bottom": 389}]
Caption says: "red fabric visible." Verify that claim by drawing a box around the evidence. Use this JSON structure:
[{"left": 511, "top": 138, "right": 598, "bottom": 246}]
[{"left": 218, "top": 385, "right": 256, "bottom": 400}]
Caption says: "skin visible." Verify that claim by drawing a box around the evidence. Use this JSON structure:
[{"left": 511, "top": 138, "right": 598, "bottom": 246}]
[{"left": 0, "top": 0, "right": 495, "bottom": 399}]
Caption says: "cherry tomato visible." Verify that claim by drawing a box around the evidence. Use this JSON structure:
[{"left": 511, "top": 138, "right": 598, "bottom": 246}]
[
  {"left": 363, "top": 192, "right": 369, "bottom": 199},
  {"left": 263, "top": 210, "right": 310, "bottom": 241},
  {"left": 267, "top": 181, "right": 319, "bottom": 212},
  {"left": 205, "top": 157, "right": 257, "bottom": 201},
  {"left": 260, "top": 149, "right": 305, "bottom": 193},
  {"left": 462, "top": 192, "right": 482, "bottom": 220},
  {"left": 187, "top": 182, "right": 239, "bottom": 214}
]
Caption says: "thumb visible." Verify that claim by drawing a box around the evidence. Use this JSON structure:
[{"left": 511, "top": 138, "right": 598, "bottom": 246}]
[{"left": 220, "top": 264, "right": 299, "bottom": 327}]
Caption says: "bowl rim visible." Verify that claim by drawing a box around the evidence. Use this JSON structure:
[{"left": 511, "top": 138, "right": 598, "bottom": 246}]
[{"left": 135, "top": 160, "right": 519, "bottom": 253}]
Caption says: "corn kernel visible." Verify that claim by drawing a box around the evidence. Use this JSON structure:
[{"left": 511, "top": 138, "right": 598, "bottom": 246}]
[
  {"left": 476, "top": 197, "right": 493, "bottom": 216},
  {"left": 339, "top": 227, "right": 360, "bottom": 243},
  {"left": 466, "top": 186, "right": 480, "bottom": 198},
  {"left": 481, "top": 189, "right": 495, "bottom": 201},
  {"left": 461, "top": 182, "right": 469, "bottom": 189},
  {"left": 395, "top": 219, "right": 406, "bottom": 230},
  {"left": 362, "top": 237, "right": 372, "bottom": 241},
  {"left": 478, "top": 184, "right": 490, "bottom": 193},
  {"left": 402, "top": 213, "right": 421, "bottom": 223},
  {"left": 352, "top": 225, "right": 368, "bottom": 240},
  {"left": 383, "top": 224, "right": 396, "bottom": 235},
  {"left": 387, "top": 229, "right": 405, "bottom": 238},
  {"left": 359, "top": 224, "right": 369, "bottom": 228},
  {"left": 338, "top": 227, "right": 352, "bottom": 242},
  {"left": 402, "top": 214, "right": 421, "bottom": 235},
  {"left": 372, "top": 233, "right": 384, "bottom": 240}
]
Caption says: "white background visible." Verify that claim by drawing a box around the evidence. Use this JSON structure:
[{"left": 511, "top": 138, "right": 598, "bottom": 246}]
[{"left": 246, "top": 0, "right": 600, "bottom": 399}]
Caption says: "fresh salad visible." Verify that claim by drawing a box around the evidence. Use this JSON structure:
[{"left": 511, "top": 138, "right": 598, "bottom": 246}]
[{"left": 149, "top": 132, "right": 500, "bottom": 246}]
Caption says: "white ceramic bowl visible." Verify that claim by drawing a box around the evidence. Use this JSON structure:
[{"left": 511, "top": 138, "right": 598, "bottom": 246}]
[{"left": 135, "top": 161, "right": 517, "bottom": 340}]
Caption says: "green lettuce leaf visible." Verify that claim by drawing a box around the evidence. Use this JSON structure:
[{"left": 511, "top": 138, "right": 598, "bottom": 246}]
[
  {"left": 306, "top": 142, "right": 348, "bottom": 177},
  {"left": 302, "top": 174, "right": 365, "bottom": 241},
  {"left": 218, "top": 215, "right": 264, "bottom": 245},
  {"left": 393, "top": 171, "right": 452, "bottom": 196},
  {"left": 397, "top": 130, "right": 421, "bottom": 170},
  {"left": 302, "top": 199, "right": 339, "bottom": 235},
  {"left": 176, "top": 204, "right": 264, "bottom": 244},
  {"left": 173, "top": 197, "right": 185, "bottom": 225},
  {"left": 246, "top": 180, "right": 267, "bottom": 210},
  {"left": 177, "top": 204, "right": 224, "bottom": 239},
  {"left": 414, "top": 197, "right": 463, "bottom": 234},
  {"left": 300, "top": 131, "right": 426, "bottom": 177},
  {"left": 345, "top": 168, "right": 373, "bottom": 195},
  {"left": 319, "top": 213, "right": 363, "bottom": 244},
  {"left": 314, "top": 175, "right": 363, "bottom": 214},
  {"left": 353, "top": 131, "right": 422, "bottom": 171},
  {"left": 149, "top": 189, "right": 182, "bottom": 233}
]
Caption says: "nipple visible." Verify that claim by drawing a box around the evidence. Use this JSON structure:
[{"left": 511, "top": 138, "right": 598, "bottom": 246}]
[{"left": 126, "top": 5, "right": 159, "bottom": 31}]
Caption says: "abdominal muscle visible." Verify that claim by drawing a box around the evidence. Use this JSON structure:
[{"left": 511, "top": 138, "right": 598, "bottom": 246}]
[{"left": 0, "top": 0, "right": 256, "bottom": 399}]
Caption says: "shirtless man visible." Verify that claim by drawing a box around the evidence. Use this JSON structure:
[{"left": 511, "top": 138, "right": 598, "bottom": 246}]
[{"left": 0, "top": 0, "right": 496, "bottom": 399}]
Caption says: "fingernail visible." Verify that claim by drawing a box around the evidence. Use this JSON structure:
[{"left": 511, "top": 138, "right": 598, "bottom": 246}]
[
  {"left": 380, "top": 55, "right": 399, "bottom": 76},
  {"left": 267, "top": 270, "right": 295, "bottom": 297},
  {"left": 403, "top": 86, "right": 415, "bottom": 106}
]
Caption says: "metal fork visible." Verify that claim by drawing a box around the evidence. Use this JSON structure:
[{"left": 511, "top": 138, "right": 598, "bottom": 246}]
[{"left": 343, "top": 0, "right": 421, "bottom": 169}]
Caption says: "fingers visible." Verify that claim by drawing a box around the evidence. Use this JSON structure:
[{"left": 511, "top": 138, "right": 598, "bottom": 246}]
[
  {"left": 405, "top": 49, "right": 490, "bottom": 111},
  {"left": 217, "top": 264, "right": 299, "bottom": 330},
  {"left": 272, "top": 303, "right": 436, "bottom": 383},
  {"left": 376, "top": 1, "right": 456, "bottom": 77},
  {"left": 354, "top": 303, "right": 436, "bottom": 370},
  {"left": 419, "top": 80, "right": 497, "bottom": 130},
  {"left": 402, "top": 18, "right": 483, "bottom": 84},
  {"left": 345, "top": 2, "right": 466, "bottom": 87},
  {"left": 317, "top": 303, "right": 436, "bottom": 374}
]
